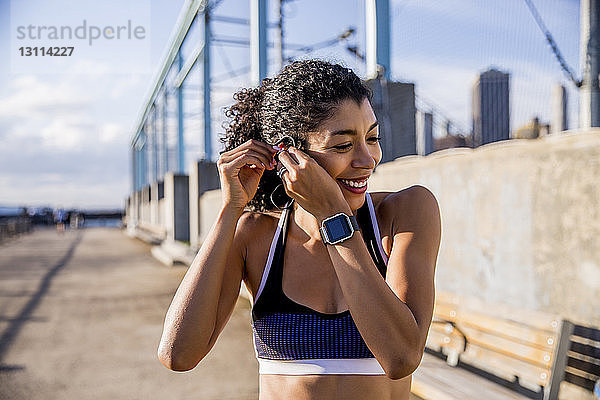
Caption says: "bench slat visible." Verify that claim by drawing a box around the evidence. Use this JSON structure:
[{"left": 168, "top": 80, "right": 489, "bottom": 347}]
[
  {"left": 434, "top": 304, "right": 557, "bottom": 350},
  {"left": 429, "top": 309, "right": 556, "bottom": 370},
  {"left": 435, "top": 293, "right": 560, "bottom": 332},
  {"left": 567, "top": 355, "right": 600, "bottom": 377},
  {"left": 413, "top": 353, "right": 532, "bottom": 400},
  {"left": 459, "top": 342, "right": 549, "bottom": 387},
  {"left": 564, "top": 370, "right": 596, "bottom": 391},
  {"left": 426, "top": 327, "right": 465, "bottom": 354},
  {"left": 426, "top": 326, "right": 550, "bottom": 387},
  {"left": 418, "top": 294, "right": 600, "bottom": 400},
  {"left": 425, "top": 299, "right": 560, "bottom": 390},
  {"left": 457, "top": 324, "right": 554, "bottom": 368},
  {"left": 573, "top": 325, "right": 600, "bottom": 342},
  {"left": 570, "top": 341, "right": 600, "bottom": 360}
]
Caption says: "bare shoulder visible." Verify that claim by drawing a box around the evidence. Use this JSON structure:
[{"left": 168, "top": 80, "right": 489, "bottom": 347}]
[
  {"left": 235, "top": 209, "right": 281, "bottom": 294},
  {"left": 235, "top": 209, "right": 280, "bottom": 254},
  {"left": 237, "top": 209, "right": 280, "bottom": 235},
  {"left": 370, "top": 186, "right": 440, "bottom": 233}
]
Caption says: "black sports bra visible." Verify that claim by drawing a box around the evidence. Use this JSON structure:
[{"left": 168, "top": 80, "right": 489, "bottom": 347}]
[{"left": 250, "top": 193, "right": 390, "bottom": 375}]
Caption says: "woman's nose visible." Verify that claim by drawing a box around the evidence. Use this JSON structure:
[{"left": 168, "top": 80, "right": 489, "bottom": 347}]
[{"left": 352, "top": 143, "right": 377, "bottom": 169}]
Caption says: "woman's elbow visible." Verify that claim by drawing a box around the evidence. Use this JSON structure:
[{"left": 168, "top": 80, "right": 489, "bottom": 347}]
[
  {"left": 157, "top": 342, "right": 204, "bottom": 372},
  {"left": 384, "top": 351, "right": 422, "bottom": 380}
]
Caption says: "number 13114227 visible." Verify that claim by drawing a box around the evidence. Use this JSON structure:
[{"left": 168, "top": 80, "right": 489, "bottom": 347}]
[{"left": 19, "top": 47, "right": 74, "bottom": 56}]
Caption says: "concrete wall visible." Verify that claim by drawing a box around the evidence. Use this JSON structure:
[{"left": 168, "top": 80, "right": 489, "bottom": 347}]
[
  {"left": 199, "top": 189, "right": 222, "bottom": 244},
  {"left": 189, "top": 161, "right": 221, "bottom": 250},
  {"left": 150, "top": 181, "right": 162, "bottom": 226},
  {"left": 158, "top": 198, "right": 165, "bottom": 227},
  {"left": 164, "top": 173, "right": 189, "bottom": 242},
  {"left": 154, "top": 130, "right": 600, "bottom": 326},
  {"left": 369, "top": 129, "right": 600, "bottom": 326},
  {"left": 139, "top": 186, "right": 151, "bottom": 224}
]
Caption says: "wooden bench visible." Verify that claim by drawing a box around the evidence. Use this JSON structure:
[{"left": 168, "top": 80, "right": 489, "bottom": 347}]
[{"left": 411, "top": 292, "right": 600, "bottom": 400}]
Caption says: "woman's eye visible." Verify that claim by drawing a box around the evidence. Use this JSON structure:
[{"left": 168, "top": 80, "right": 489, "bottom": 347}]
[
  {"left": 333, "top": 143, "right": 352, "bottom": 150},
  {"left": 368, "top": 136, "right": 382, "bottom": 143}
]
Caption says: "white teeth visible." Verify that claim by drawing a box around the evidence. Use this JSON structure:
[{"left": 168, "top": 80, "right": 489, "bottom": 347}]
[{"left": 340, "top": 178, "right": 367, "bottom": 188}]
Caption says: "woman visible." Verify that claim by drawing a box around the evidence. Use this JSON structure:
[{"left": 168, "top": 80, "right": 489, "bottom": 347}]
[{"left": 158, "top": 60, "right": 441, "bottom": 399}]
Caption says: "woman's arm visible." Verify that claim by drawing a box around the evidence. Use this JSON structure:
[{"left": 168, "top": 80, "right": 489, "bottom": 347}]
[
  {"left": 157, "top": 207, "right": 245, "bottom": 371},
  {"left": 278, "top": 147, "right": 441, "bottom": 379},
  {"left": 157, "top": 140, "right": 276, "bottom": 371},
  {"left": 320, "top": 187, "right": 440, "bottom": 379}
]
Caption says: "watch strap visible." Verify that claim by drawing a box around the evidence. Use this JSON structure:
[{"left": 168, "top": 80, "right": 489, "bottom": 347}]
[
  {"left": 349, "top": 215, "right": 360, "bottom": 232},
  {"left": 319, "top": 213, "right": 360, "bottom": 245}
]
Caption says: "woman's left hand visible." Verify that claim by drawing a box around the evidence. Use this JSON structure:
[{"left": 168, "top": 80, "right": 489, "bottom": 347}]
[{"left": 277, "top": 147, "right": 350, "bottom": 218}]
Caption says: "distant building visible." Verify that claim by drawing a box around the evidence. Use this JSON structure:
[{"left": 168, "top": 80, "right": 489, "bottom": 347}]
[
  {"left": 366, "top": 78, "right": 417, "bottom": 163},
  {"left": 441, "top": 120, "right": 451, "bottom": 137},
  {"left": 434, "top": 134, "right": 468, "bottom": 151},
  {"left": 416, "top": 111, "right": 434, "bottom": 155},
  {"left": 513, "top": 117, "right": 550, "bottom": 139},
  {"left": 472, "top": 69, "right": 510, "bottom": 147},
  {"left": 551, "top": 84, "right": 568, "bottom": 134}
]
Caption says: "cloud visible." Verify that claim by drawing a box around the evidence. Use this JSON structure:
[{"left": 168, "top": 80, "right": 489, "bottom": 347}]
[
  {"left": 39, "top": 116, "right": 91, "bottom": 151},
  {"left": 0, "top": 131, "right": 130, "bottom": 208},
  {"left": 64, "top": 59, "right": 115, "bottom": 75},
  {"left": 0, "top": 71, "right": 146, "bottom": 207},
  {"left": 99, "top": 122, "right": 124, "bottom": 144},
  {"left": 0, "top": 172, "right": 129, "bottom": 209},
  {"left": 108, "top": 74, "right": 144, "bottom": 99},
  {"left": 0, "top": 75, "right": 92, "bottom": 120}
]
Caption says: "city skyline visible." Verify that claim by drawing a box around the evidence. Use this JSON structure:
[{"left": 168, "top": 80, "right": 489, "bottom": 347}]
[
  {"left": 0, "top": 0, "right": 582, "bottom": 208},
  {"left": 472, "top": 68, "right": 511, "bottom": 147}
]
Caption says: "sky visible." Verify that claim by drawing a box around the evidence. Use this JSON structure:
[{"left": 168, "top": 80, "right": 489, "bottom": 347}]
[{"left": 0, "top": 0, "right": 581, "bottom": 209}]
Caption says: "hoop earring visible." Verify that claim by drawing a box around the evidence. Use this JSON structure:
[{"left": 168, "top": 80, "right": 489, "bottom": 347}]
[{"left": 270, "top": 184, "right": 293, "bottom": 210}]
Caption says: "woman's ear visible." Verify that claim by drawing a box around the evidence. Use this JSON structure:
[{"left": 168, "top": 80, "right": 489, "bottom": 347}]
[{"left": 296, "top": 136, "right": 309, "bottom": 152}]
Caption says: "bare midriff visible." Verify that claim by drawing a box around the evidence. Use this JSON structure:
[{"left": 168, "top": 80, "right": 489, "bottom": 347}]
[{"left": 259, "top": 374, "right": 411, "bottom": 400}]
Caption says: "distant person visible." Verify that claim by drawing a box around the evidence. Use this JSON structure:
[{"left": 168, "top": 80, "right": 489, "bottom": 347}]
[
  {"left": 54, "top": 208, "right": 66, "bottom": 233},
  {"left": 70, "top": 212, "right": 83, "bottom": 229},
  {"left": 158, "top": 60, "right": 441, "bottom": 399}
]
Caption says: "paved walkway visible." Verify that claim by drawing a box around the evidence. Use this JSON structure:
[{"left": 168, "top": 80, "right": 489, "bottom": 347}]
[{"left": 0, "top": 227, "right": 258, "bottom": 400}]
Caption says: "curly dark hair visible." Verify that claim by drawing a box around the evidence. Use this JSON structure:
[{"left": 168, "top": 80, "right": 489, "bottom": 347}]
[{"left": 220, "top": 59, "right": 372, "bottom": 212}]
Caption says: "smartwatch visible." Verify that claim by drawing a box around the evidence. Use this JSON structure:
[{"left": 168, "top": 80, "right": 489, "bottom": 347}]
[{"left": 319, "top": 213, "right": 360, "bottom": 245}]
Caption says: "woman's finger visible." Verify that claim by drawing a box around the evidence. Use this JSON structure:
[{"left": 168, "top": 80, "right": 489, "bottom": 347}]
[
  {"left": 277, "top": 149, "right": 299, "bottom": 172},
  {"left": 225, "top": 153, "right": 267, "bottom": 174},
  {"left": 286, "top": 146, "right": 310, "bottom": 166},
  {"left": 276, "top": 152, "right": 299, "bottom": 180},
  {"left": 243, "top": 139, "right": 278, "bottom": 162},
  {"left": 246, "top": 138, "right": 278, "bottom": 153},
  {"left": 227, "top": 143, "right": 274, "bottom": 164},
  {"left": 219, "top": 148, "right": 270, "bottom": 164},
  {"left": 220, "top": 140, "right": 276, "bottom": 163},
  {"left": 219, "top": 152, "right": 265, "bottom": 174},
  {"left": 219, "top": 148, "right": 274, "bottom": 169}
]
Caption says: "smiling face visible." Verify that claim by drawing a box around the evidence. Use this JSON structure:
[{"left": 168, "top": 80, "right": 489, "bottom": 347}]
[{"left": 305, "top": 97, "right": 382, "bottom": 211}]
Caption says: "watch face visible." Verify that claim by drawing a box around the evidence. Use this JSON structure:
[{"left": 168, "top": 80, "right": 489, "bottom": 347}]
[{"left": 324, "top": 214, "right": 353, "bottom": 243}]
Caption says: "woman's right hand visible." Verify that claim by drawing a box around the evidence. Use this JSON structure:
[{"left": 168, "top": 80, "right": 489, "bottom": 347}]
[{"left": 217, "top": 139, "right": 276, "bottom": 212}]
